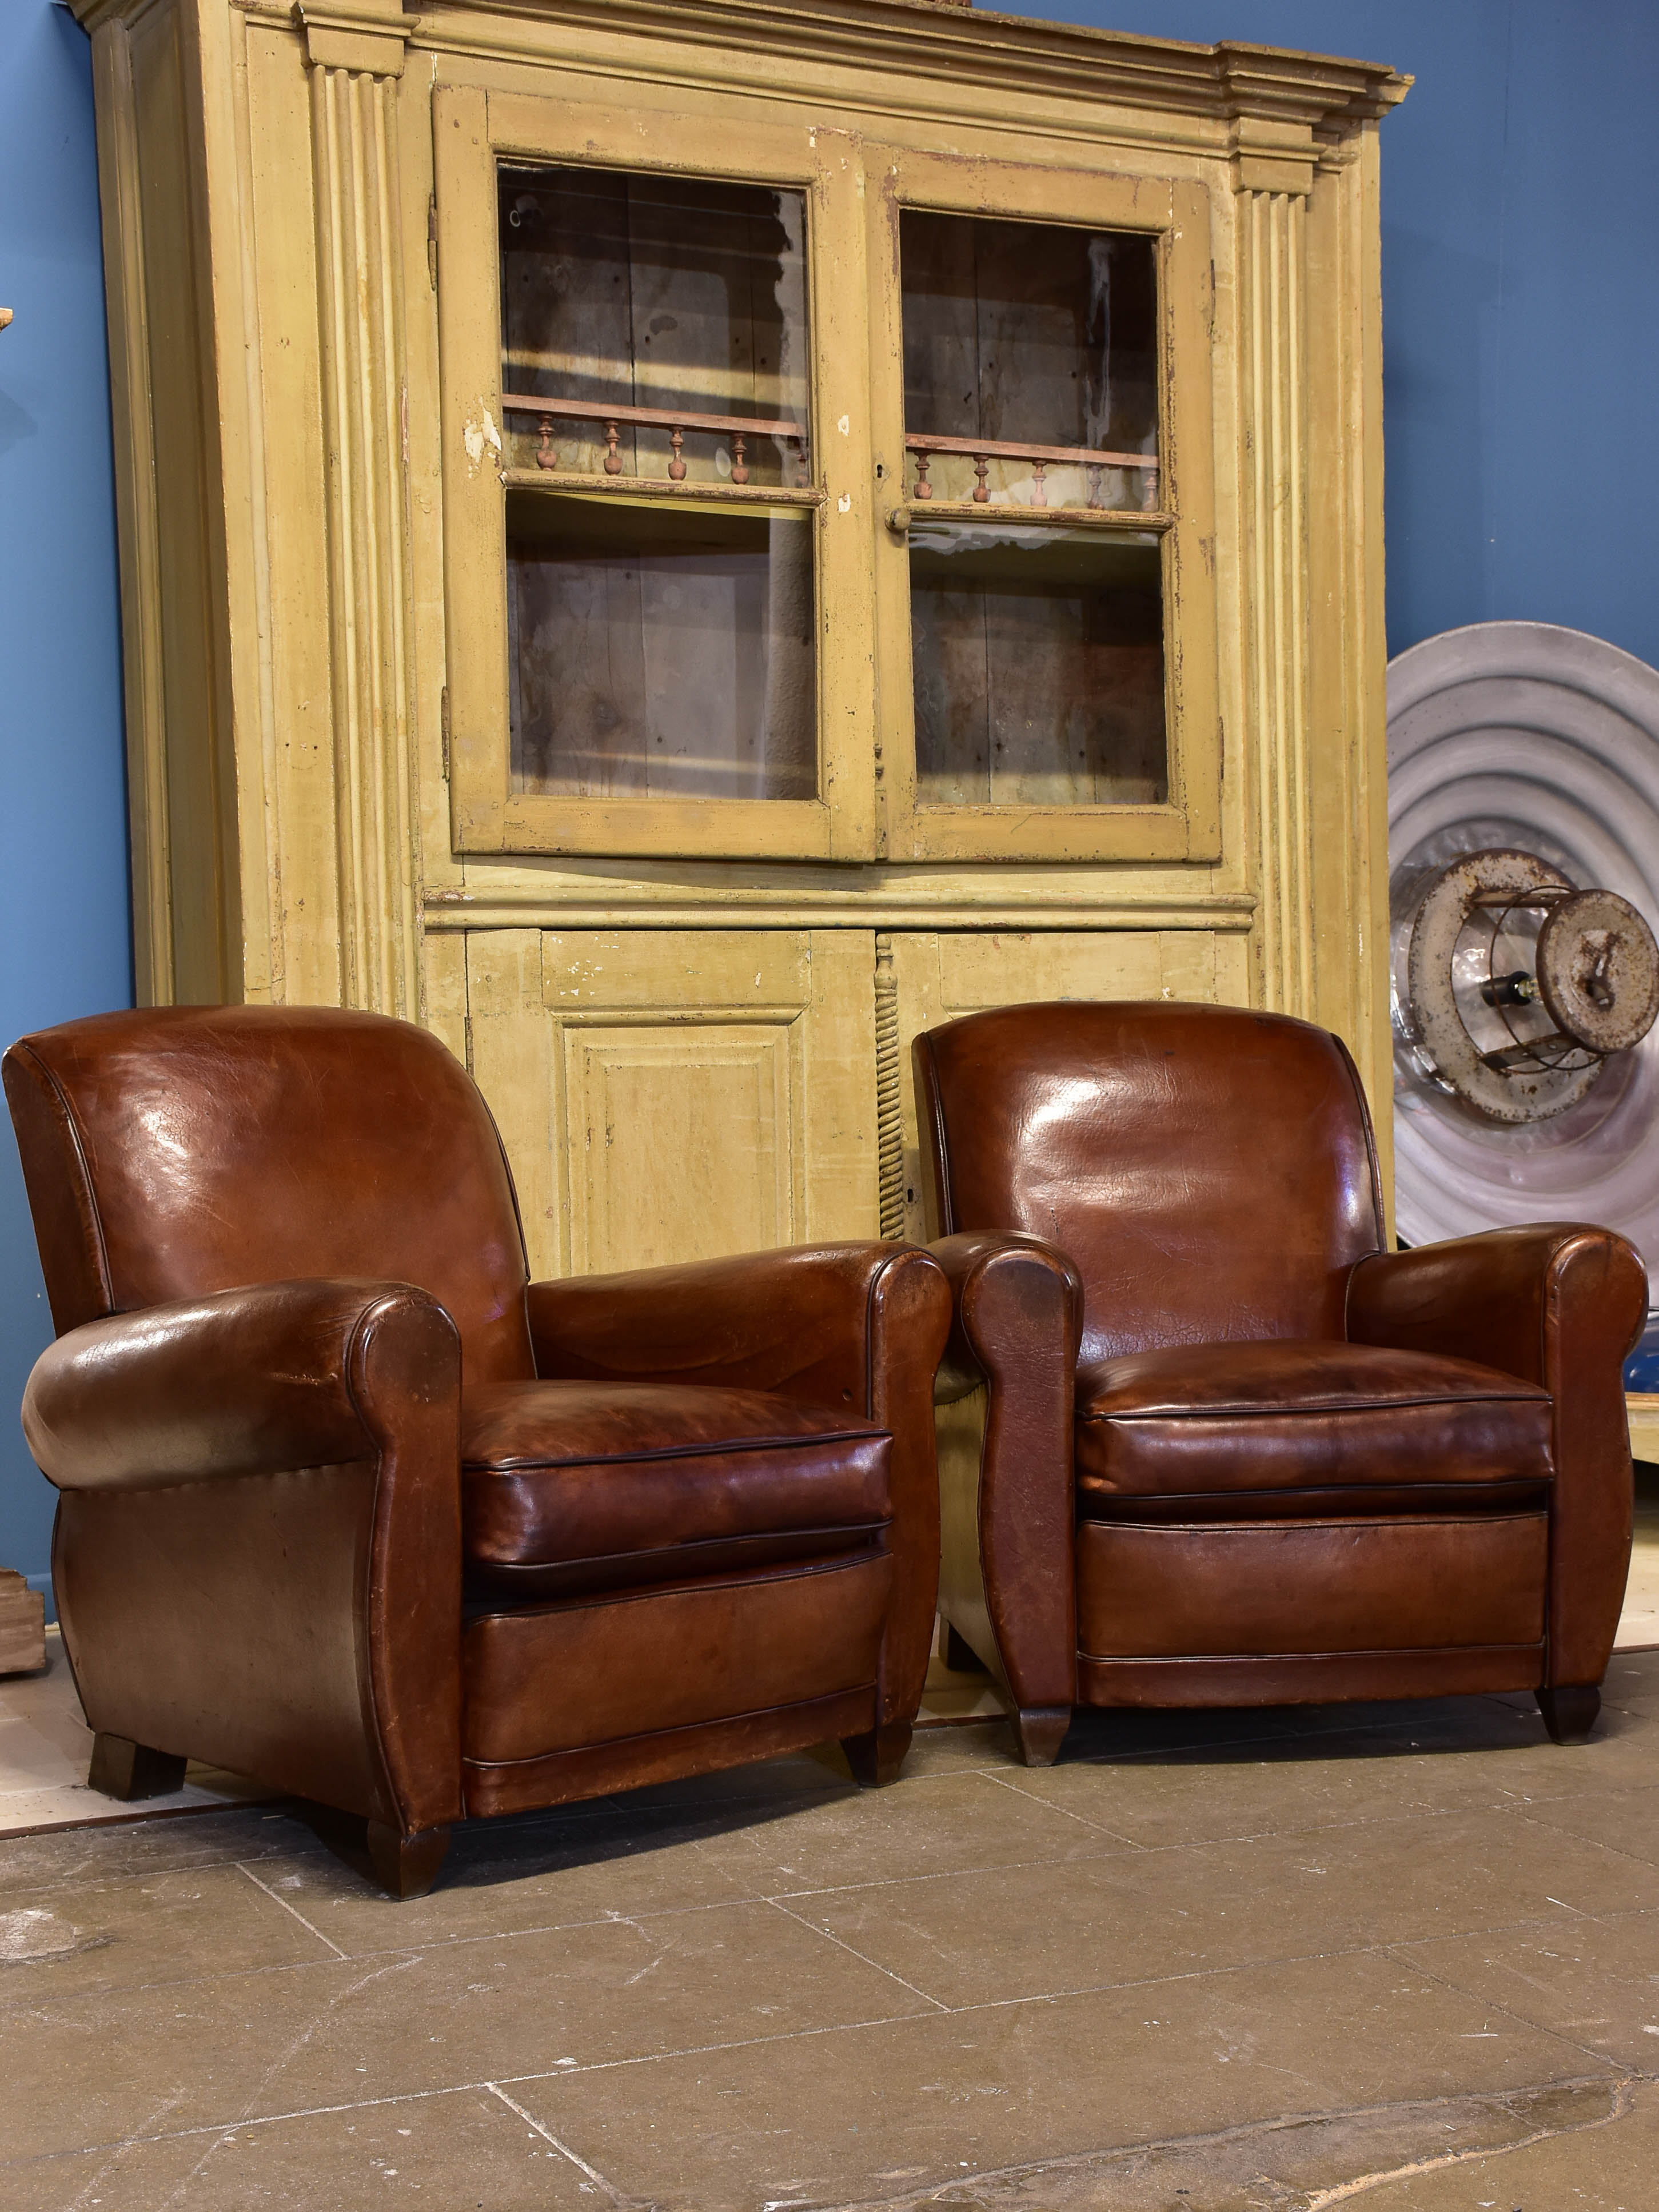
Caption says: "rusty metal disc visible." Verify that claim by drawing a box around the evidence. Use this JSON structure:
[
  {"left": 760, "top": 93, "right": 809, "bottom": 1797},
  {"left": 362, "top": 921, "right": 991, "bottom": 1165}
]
[
  {"left": 1387, "top": 619, "right": 1659, "bottom": 1292},
  {"left": 1536, "top": 889, "right": 1659, "bottom": 1054},
  {"left": 1398, "top": 847, "right": 1597, "bottom": 1123}
]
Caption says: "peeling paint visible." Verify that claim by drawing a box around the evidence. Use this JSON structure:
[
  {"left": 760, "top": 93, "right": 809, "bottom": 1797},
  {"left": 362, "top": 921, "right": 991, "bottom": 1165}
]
[{"left": 463, "top": 403, "right": 503, "bottom": 479}]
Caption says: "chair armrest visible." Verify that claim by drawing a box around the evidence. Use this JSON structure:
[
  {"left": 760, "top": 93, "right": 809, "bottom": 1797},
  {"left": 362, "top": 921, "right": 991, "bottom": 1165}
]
[
  {"left": 529, "top": 1242, "right": 951, "bottom": 1735},
  {"left": 928, "top": 1233, "right": 1083, "bottom": 1716},
  {"left": 26, "top": 1278, "right": 464, "bottom": 1838},
  {"left": 930, "top": 1231, "right": 1084, "bottom": 1399},
  {"left": 1349, "top": 1225, "right": 1646, "bottom": 1688},
  {"left": 1346, "top": 1224, "right": 1646, "bottom": 1386},
  {"left": 528, "top": 1241, "right": 944, "bottom": 1416},
  {"left": 23, "top": 1278, "right": 457, "bottom": 1491}
]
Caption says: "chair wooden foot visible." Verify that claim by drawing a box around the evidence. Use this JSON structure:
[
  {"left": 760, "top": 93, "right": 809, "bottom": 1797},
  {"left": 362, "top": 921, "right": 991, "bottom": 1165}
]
[
  {"left": 87, "top": 1732, "right": 188, "bottom": 1802},
  {"left": 1537, "top": 1685, "right": 1601, "bottom": 1745},
  {"left": 365, "top": 1823, "right": 452, "bottom": 1900},
  {"left": 1011, "top": 1706, "right": 1070, "bottom": 1767},
  {"left": 943, "top": 1621, "right": 988, "bottom": 1674},
  {"left": 842, "top": 1722, "right": 912, "bottom": 1788}
]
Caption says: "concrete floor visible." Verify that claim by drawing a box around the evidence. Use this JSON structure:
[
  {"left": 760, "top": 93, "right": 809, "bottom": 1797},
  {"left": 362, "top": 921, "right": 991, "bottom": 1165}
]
[{"left": 4, "top": 1656, "right": 1659, "bottom": 2211}]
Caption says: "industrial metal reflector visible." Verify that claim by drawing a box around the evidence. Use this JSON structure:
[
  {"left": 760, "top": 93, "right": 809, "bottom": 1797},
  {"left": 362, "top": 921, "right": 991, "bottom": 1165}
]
[{"left": 1388, "top": 621, "right": 1659, "bottom": 1306}]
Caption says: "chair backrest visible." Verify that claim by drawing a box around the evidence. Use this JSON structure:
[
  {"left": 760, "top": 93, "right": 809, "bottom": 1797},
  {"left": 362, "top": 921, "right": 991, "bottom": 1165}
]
[
  {"left": 4, "top": 1005, "right": 535, "bottom": 1384},
  {"left": 915, "top": 1001, "right": 1385, "bottom": 1365}
]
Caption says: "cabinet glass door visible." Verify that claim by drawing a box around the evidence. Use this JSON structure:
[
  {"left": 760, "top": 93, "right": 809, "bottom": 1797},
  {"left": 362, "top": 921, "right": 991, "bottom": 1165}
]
[
  {"left": 872, "top": 155, "right": 1220, "bottom": 863},
  {"left": 437, "top": 90, "right": 874, "bottom": 859},
  {"left": 500, "top": 167, "right": 816, "bottom": 804},
  {"left": 902, "top": 212, "right": 1166, "bottom": 810}
]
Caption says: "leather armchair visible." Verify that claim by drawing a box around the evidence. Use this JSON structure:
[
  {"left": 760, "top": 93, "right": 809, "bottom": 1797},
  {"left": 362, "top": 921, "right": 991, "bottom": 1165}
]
[
  {"left": 6, "top": 1006, "right": 950, "bottom": 1894},
  {"left": 914, "top": 1001, "right": 1645, "bottom": 1764}
]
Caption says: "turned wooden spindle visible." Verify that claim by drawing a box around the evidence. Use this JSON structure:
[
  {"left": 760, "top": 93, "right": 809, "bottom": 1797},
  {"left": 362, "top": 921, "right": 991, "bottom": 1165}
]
[
  {"left": 1086, "top": 463, "right": 1103, "bottom": 509},
  {"left": 603, "top": 421, "right": 623, "bottom": 475},
  {"left": 536, "top": 422, "right": 557, "bottom": 470},
  {"left": 913, "top": 451, "right": 932, "bottom": 500},
  {"left": 1143, "top": 465, "right": 1159, "bottom": 511},
  {"left": 972, "top": 455, "right": 990, "bottom": 503},
  {"left": 1030, "top": 458, "right": 1048, "bottom": 508},
  {"left": 731, "top": 432, "right": 748, "bottom": 485},
  {"left": 668, "top": 425, "right": 687, "bottom": 481},
  {"left": 791, "top": 435, "right": 809, "bottom": 487}
]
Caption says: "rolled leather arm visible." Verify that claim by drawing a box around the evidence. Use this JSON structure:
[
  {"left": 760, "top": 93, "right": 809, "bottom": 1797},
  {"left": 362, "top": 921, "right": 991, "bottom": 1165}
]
[
  {"left": 30, "top": 1277, "right": 465, "bottom": 1838},
  {"left": 1346, "top": 1223, "right": 1645, "bottom": 1384},
  {"left": 528, "top": 1241, "right": 946, "bottom": 1415},
  {"left": 1349, "top": 1225, "right": 1646, "bottom": 1689},
  {"left": 930, "top": 1230, "right": 1084, "bottom": 1400},
  {"left": 530, "top": 1241, "right": 952, "bottom": 1735},
  {"left": 930, "top": 1232, "right": 1083, "bottom": 1714},
  {"left": 24, "top": 1277, "right": 458, "bottom": 1491}
]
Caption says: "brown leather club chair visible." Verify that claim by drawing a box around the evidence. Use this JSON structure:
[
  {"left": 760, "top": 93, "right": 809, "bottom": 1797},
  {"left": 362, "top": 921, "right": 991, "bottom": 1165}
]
[
  {"left": 6, "top": 1005, "right": 950, "bottom": 1895},
  {"left": 915, "top": 1000, "right": 1646, "bottom": 1766}
]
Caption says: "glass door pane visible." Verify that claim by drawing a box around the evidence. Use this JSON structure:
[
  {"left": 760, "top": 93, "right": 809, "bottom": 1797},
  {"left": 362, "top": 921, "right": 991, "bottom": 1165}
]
[
  {"left": 909, "top": 522, "right": 1165, "bottom": 807},
  {"left": 899, "top": 209, "right": 1167, "bottom": 809},
  {"left": 500, "top": 165, "right": 811, "bottom": 485},
  {"left": 507, "top": 492, "right": 815, "bottom": 800},
  {"left": 499, "top": 163, "right": 817, "bottom": 800}
]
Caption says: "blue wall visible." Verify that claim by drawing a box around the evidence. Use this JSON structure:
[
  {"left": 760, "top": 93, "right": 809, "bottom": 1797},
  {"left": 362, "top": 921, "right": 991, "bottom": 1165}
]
[
  {"left": 3, "top": 0, "right": 1659, "bottom": 1596},
  {"left": 997, "top": 1, "right": 1659, "bottom": 673},
  {"left": 1, "top": 1, "right": 131, "bottom": 1608}
]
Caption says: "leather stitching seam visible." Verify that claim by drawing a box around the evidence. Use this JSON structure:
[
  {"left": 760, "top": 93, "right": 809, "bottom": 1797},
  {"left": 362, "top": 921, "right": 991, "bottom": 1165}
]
[
  {"left": 459, "top": 1685, "right": 877, "bottom": 1772},
  {"left": 18, "top": 1043, "right": 114, "bottom": 1315},
  {"left": 465, "top": 1425, "right": 888, "bottom": 1470}
]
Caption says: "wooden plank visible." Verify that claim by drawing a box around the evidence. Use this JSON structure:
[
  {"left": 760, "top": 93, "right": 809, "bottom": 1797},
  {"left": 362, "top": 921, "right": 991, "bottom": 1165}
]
[
  {"left": 1629, "top": 1393, "right": 1659, "bottom": 1466},
  {"left": 504, "top": 394, "right": 805, "bottom": 443},
  {"left": 0, "top": 1571, "right": 46, "bottom": 1678}
]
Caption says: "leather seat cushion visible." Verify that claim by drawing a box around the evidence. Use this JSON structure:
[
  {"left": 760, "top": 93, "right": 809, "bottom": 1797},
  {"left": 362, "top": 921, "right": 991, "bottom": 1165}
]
[
  {"left": 1075, "top": 1340, "right": 1553, "bottom": 1507},
  {"left": 462, "top": 1380, "right": 891, "bottom": 1596}
]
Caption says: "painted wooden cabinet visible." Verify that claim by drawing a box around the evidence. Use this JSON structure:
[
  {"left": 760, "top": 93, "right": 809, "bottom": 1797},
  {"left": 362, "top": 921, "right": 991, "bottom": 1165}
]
[{"left": 74, "top": 0, "right": 1407, "bottom": 1274}]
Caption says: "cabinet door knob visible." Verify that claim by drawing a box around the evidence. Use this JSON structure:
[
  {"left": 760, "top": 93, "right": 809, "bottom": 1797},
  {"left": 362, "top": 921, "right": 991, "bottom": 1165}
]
[{"left": 885, "top": 505, "right": 911, "bottom": 537}]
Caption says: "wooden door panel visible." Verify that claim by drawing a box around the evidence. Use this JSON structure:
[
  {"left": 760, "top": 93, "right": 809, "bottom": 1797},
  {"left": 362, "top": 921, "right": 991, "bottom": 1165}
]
[{"left": 468, "top": 927, "right": 878, "bottom": 1280}]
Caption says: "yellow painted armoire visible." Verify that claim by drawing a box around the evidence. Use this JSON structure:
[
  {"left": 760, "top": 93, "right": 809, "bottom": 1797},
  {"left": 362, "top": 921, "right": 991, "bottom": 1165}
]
[{"left": 74, "top": 0, "right": 1407, "bottom": 1275}]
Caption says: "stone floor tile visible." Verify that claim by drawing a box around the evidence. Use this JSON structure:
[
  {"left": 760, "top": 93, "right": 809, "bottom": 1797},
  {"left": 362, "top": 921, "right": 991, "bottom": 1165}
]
[
  {"left": 1347, "top": 2071, "right": 1659, "bottom": 2208},
  {"left": 0, "top": 1861, "right": 340, "bottom": 2010},
  {"left": 986, "top": 1724, "right": 1654, "bottom": 1850},
  {"left": 894, "top": 1722, "right": 1022, "bottom": 1776},
  {"left": 1, "top": 2126, "right": 237, "bottom": 2212},
  {"left": 660, "top": 1769, "right": 1140, "bottom": 1898},
  {"left": 1597, "top": 1651, "right": 1659, "bottom": 1720},
  {"left": 0, "top": 1896, "right": 935, "bottom": 2164},
  {"left": 0, "top": 2087, "right": 604, "bottom": 2212},
  {"left": 1506, "top": 1782, "right": 1659, "bottom": 1868},
  {"left": 787, "top": 1807, "right": 1659, "bottom": 2009},
  {"left": 247, "top": 1799, "right": 767, "bottom": 1955},
  {"left": 1386, "top": 1701, "right": 1659, "bottom": 1800},
  {"left": 0, "top": 1807, "right": 312, "bottom": 1899},
  {"left": 508, "top": 1946, "right": 1608, "bottom": 2212},
  {"left": 809, "top": 2077, "right": 1626, "bottom": 2212},
  {"left": 1397, "top": 1903, "right": 1659, "bottom": 2069}
]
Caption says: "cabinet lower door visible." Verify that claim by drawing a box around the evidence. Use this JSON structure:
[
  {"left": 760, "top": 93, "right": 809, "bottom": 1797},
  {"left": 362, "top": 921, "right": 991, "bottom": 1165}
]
[{"left": 466, "top": 928, "right": 880, "bottom": 1280}]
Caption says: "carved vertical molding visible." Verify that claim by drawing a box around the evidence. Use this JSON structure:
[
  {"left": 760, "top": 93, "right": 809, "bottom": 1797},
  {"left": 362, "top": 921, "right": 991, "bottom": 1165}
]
[
  {"left": 309, "top": 56, "right": 420, "bottom": 1017},
  {"left": 1238, "top": 187, "right": 1315, "bottom": 1019},
  {"left": 875, "top": 933, "right": 906, "bottom": 1238},
  {"left": 89, "top": 18, "right": 173, "bottom": 1004}
]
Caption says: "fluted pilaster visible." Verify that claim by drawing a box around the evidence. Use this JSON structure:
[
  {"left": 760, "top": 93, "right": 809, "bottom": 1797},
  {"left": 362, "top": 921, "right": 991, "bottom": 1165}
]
[
  {"left": 309, "top": 54, "right": 420, "bottom": 1017},
  {"left": 1238, "top": 187, "right": 1314, "bottom": 1020}
]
